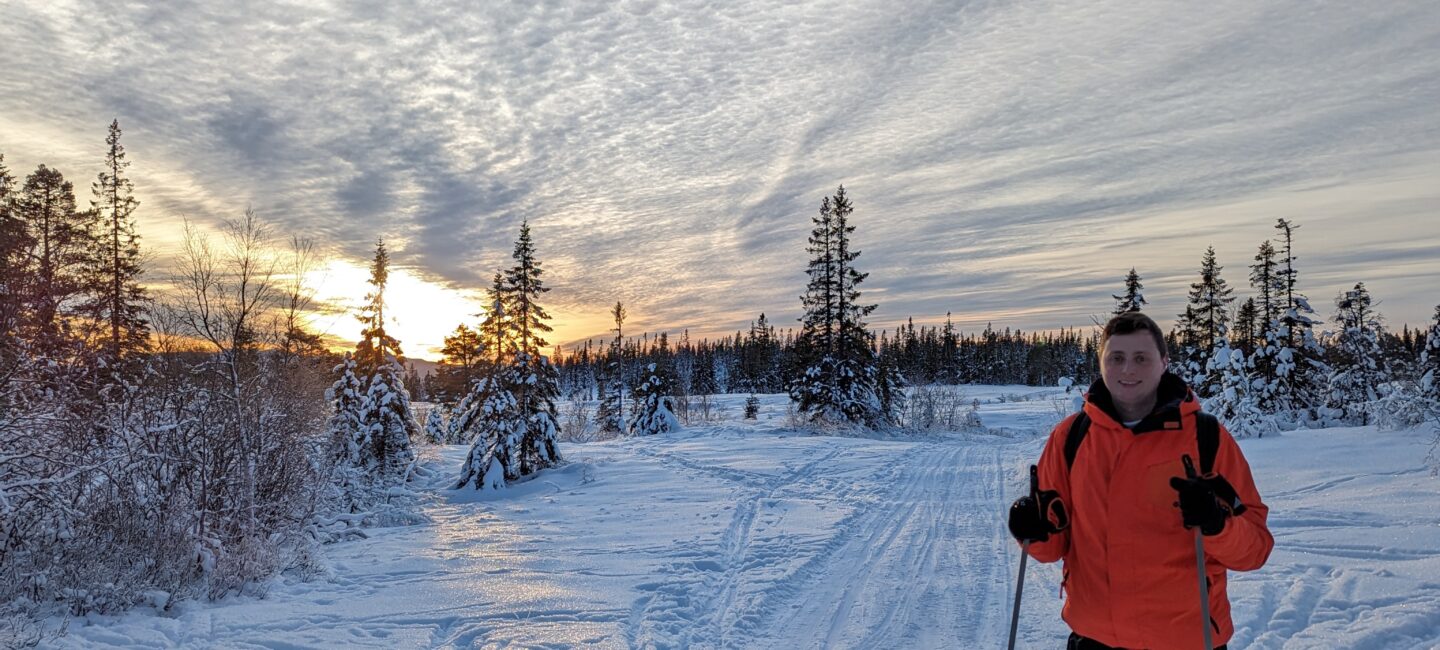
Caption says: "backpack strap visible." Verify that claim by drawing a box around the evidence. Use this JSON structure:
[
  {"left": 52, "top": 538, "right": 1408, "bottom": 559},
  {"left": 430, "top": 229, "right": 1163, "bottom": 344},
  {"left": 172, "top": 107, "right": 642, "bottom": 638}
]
[
  {"left": 1063, "top": 411, "right": 1090, "bottom": 470},
  {"left": 1196, "top": 411, "right": 1221, "bottom": 475}
]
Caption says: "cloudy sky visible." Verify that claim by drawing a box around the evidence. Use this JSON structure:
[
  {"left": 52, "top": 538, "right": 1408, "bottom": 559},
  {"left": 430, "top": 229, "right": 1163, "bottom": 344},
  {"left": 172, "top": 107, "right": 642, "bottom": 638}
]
[{"left": 3, "top": 0, "right": 1438, "bottom": 359}]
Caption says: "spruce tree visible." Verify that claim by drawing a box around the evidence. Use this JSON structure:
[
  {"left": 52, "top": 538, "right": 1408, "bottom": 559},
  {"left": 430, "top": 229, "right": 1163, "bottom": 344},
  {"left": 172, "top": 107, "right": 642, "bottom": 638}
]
[
  {"left": 1202, "top": 325, "right": 1275, "bottom": 438},
  {"left": 479, "top": 272, "right": 513, "bottom": 366},
  {"left": 503, "top": 220, "right": 552, "bottom": 356},
  {"left": 1112, "top": 268, "right": 1147, "bottom": 315},
  {"left": 354, "top": 239, "right": 403, "bottom": 376},
  {"left": 1324, "top": 282, "right": 1385, "bottom": 425},
  {"left": 424, "top": 406, "right": 447, "bottom": 445},
  {"left": 1272, "top": 218, "right": 1327, "bottom": 415},
  {"left": 457, "top": 222, "right": 562, "bottom": 488},
  {"left": 1420, "top": 306, "right": 1440, "bottom": 418},
  {"left": 1179, "top": 247, "right": 1234, "bottom": 395},
  {"left": 1247, "top": 239, "right": 1287, "bottom": 415},
  {"left": 326, "top": 353, "right": 367, "bottom": 499},
  {"left": 596, "top": 301, "right": 626, "bottom": 434},
  {"left": 788, "top": 185, "right": 895, "bottom": 427},
  {"left": 352, "top": 238, "right": 415, "bottom": 475},
  {"left": 453, "top": 370, "right": 524, "bottom": 490},
  {"left": 80, "top": 120, "right": 148, "bottom": 360},
  {"left": 629, "top": 362, "right": 680, "bottom": 435}
]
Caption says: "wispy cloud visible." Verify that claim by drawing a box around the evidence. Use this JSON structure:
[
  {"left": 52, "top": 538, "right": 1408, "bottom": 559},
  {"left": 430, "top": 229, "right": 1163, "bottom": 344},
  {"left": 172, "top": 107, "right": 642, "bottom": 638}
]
[{"left": 3, "top": 0, "right": 1438, "bottom": 355}]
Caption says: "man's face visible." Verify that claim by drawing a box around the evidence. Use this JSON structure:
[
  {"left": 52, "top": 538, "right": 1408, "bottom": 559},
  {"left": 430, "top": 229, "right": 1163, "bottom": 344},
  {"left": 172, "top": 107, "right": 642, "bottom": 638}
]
[{"left": 1100, "top": 331, "right": 1167, "bottom": 407}]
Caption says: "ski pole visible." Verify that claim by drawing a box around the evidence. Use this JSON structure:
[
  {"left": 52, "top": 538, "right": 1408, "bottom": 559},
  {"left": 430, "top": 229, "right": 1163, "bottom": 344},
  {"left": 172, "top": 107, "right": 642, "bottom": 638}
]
[
  {"left": 1008, "top": 464, "right": 1040, "bottom": 650},
  {"left": 1007, "top": 540, "right": 1029, "bottom": 650},
  {"left": 1183, "top": 454, "right": 1214, "bottom": 650}
]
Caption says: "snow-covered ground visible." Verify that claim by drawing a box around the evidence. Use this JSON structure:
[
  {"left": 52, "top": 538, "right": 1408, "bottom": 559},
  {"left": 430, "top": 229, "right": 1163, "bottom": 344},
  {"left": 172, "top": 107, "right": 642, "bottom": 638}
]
[{"left": 43, "top": 387, "right": 1440, "bottom": 649}]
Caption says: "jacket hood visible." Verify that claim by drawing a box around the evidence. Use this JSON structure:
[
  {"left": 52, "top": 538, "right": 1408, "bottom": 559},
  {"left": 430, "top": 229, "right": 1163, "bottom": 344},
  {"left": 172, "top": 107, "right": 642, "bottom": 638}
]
[{"left": 1084, "top": 371, "right": 1198, "bottom": 433}]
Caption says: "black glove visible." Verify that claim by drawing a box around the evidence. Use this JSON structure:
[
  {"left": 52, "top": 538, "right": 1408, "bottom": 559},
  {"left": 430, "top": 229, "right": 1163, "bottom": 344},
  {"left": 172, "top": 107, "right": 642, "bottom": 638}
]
[
  {"left": 1009, "top": 465, "right": 1068, "bottom": 543},
  {"left": 1170, "top": 455, "right": 1244, "bottom": 536}
]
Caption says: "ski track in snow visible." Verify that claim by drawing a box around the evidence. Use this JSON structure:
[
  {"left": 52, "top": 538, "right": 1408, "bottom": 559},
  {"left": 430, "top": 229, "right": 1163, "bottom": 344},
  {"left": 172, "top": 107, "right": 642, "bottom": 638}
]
[{"left": 40, "top": 391, "right": 1440, "bottom": 649}]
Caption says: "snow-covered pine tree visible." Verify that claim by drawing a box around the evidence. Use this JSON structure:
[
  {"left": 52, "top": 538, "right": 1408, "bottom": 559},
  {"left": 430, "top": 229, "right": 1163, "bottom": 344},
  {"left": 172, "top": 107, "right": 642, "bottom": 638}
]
[
  {"left": 1323, "top": 282, "right": 1386, "bottom": 425},
  {"left": 1112, "top": 268, "right": 1147, "bottom": 315},
  {"left": 1272, "top": 219, "right": 1328, "bottom": 418},
  {"left": 352, "top": 238, "right": 416, "bottom": 475},
  {"left": 326, "top": 352, "right": 367, "bottom": 494},
  {"left": 744, "top": 394, "right": 760, "bottom": 419},
  {"left": 1179, "top": 247, "right": 1234, "bottom": 397},
  {"left": 1202, "top": 325, "right": 1276, "bottom": 438},
  {"left": 1248, "top": 241, "right": 1282, "bottom": 391},
  {"left": 423, "top": 406, "right": 447, "bottom": 445},
  {"left": 629, "top": 362, "right": 680, "bottom": 435},
  {"left": 1421, "top": 305, "right": 1440, "bottom": 414},
  {"left": 510, "top": 351, "right": 563, "bottom": 475},
  {"left": 455, "top": 221, "right": 563, "bottom": 488},
  {"left": 1371, "top": 304, "right": 1438, "bottom": 431},
  {"left": 595, "top": 301, "right": 626, "bottom": 434},
  {"left": 358, "top": 359, "right": 419, "bottom": 476},
  {"left": 788, "top": 186, "right": 896, "bottom": 428},
  {"left": 1172, "top": 306, "right": 1202, "bottom": 386},
  {"left": 453, "top": 370, "right": 524, "bottom": 490}
]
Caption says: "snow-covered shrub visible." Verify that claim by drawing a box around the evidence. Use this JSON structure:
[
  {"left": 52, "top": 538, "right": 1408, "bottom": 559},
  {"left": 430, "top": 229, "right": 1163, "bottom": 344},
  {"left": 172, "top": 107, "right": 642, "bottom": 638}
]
[{"left": 0, "top": 340, "right": 336, "bottom": 620}]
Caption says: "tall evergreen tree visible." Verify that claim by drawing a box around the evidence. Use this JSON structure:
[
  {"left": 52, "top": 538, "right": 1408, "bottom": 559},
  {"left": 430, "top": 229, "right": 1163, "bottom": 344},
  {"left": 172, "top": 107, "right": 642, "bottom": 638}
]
[
  {"left": 1272, "top": 218, "right": 1327, "bottom": 414},
  {"left": 354, "top": 239, "right": 402, "bottom": 375},
  {"left": 1179, "top": 247, "right": 1234, "bottom": 395},
  {"left": 16, "top": 165, "right": 93, "bottom": 351},
  {"left": 457, "top": 222, "right": 562, "bottom": 488},
  {"left": 1112, "top": 268, "right": 1147, "bottom": 315},
  {"left": 596, "top": 301, "right": 627, "bottom": 434},
  {"left": 80, "top": 120, "right": 148, "bottom": 360},
  {"left": 788, "top": 185, "right": 896, "bottom": 427},
  {"left": 478, "top": 272, "right": 513, "bottom": 366},
  {"left": 351, "top": 238, "right": 415, "bottom": 474},
  {"left": 503, "top": 220, "right": 552, "bottom": 356},
  {"left": 0, "top": 154, "right": 27, "bottom": 343}
]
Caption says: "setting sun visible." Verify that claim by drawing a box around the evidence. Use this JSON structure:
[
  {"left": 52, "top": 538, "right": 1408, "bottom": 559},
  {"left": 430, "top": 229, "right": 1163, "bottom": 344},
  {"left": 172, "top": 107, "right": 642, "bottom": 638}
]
[{"left": 305, "top": 258, "right": 488, "bottom": 361}]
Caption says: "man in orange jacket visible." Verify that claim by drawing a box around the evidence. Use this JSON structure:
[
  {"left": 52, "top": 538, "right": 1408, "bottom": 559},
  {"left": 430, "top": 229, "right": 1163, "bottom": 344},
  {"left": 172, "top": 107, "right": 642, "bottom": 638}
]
[{"left": 1008, "top": 312, "right": 1273, "bottom": 649}]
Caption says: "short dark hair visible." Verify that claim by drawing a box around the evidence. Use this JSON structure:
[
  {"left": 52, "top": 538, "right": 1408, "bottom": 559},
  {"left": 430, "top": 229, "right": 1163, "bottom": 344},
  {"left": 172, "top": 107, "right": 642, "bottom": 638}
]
[{"left": 1101, "top": 311, "right": 1167, "bottom": 358}]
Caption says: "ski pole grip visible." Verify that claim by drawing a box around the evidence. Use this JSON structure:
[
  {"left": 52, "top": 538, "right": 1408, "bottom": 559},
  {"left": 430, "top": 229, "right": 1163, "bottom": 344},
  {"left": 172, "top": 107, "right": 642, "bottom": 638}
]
[
  {"left": 1181, "top": 454, "right": 1198, "bottom": 480},
  {"left": 1028, "top": 464, "right": 1039, "bottom": 497}
]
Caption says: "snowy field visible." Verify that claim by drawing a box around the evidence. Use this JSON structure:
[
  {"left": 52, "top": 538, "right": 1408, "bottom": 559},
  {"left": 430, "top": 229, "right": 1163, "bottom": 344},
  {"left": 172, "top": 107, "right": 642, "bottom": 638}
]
[{"left": 43, "top": 387, "right": 1440, "bottom": 649}]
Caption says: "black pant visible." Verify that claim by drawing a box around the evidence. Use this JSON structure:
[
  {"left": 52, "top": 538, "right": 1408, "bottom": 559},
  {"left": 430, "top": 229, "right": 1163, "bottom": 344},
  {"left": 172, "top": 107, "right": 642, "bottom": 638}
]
[{"left": 1067, "top": 632, "right": 1227, "bottom": 650}]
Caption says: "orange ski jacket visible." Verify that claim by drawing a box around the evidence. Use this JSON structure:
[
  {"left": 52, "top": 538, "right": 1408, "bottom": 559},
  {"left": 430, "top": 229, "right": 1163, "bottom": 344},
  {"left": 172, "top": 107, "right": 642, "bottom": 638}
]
[{"left": 1025, "top": 374, "right": 1273, "bottom": 649}]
